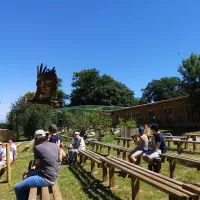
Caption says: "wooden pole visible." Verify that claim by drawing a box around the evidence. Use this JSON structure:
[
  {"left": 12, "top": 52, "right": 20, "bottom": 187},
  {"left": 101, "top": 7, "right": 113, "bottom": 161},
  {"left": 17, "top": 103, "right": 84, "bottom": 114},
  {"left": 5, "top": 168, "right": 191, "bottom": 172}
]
[
  {"left": 6, "top": 143, "right": 11, "bottom": 183},
  {"left": 131, "top": 176, "right": 140, "bottom": 200}
]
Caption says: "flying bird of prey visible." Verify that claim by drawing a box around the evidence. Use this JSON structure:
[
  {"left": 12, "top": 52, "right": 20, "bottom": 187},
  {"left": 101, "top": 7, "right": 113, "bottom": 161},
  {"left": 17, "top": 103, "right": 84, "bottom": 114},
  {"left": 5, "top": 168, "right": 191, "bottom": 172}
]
[{"left": 27, "top": 64, "right": 60, "bottom": 107}]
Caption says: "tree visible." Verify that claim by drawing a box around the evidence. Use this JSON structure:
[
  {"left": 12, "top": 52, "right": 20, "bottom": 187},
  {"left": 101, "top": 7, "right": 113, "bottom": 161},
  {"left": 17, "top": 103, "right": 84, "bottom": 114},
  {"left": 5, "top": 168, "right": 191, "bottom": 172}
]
[
  {"left": 140, "top": 77, "right": 186, "bottom": 103},
  {"left": 70, "top": 68, "right": 137, "bottom": 107},
  {"left": 52, "top": 78, "right": 69, "bottom": 107},
  {"left": 178, "top": 52, "right": 200, "bottom": 98},
  {"left": 7, "top": 93, "right": 54, "bottom": 139}
]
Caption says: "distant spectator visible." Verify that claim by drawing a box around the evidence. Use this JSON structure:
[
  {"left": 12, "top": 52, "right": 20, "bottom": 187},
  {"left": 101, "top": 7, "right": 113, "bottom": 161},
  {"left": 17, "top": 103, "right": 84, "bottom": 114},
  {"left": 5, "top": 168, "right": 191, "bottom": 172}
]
[
  {"left": 68, "top": 132, "right": 85, "bottom": 165},
  {"left": 8, "top": 139, "right": 17, "bottom": 159},
  {"left": 0, "top": 143, "right": 6, "bottom": 169},
  {"left": 48, "top": 124, "right": 62, "bottom": 147}
]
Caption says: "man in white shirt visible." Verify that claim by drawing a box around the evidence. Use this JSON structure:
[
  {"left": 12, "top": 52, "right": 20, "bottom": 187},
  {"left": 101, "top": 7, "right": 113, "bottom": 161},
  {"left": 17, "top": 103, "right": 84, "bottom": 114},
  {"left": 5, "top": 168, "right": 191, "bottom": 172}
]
[
  {"left": 8, "top": 139, "right": 17, "bottom": 159},
  {"left": 68, "top": 132, "right": 85, "bottom": 165}
]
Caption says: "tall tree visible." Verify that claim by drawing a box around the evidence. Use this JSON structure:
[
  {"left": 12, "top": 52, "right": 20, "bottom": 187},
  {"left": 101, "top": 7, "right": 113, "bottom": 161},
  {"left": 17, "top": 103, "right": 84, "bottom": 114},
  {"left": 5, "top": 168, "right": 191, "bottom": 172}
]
[
  {"left": 70, "top": 68, "right": 137, "bottom": 107},
  {"left": 178, "top": 52, "right": 200, "bottom": 98},
  {"left": 140, "top": 77, "right": 186, "bottom": 103},
  {"left": 7, "top": 93, "right": 54, "bottom": 139},
  {"left": 52, "top": 78, "right": 69, "bottom": 107}
]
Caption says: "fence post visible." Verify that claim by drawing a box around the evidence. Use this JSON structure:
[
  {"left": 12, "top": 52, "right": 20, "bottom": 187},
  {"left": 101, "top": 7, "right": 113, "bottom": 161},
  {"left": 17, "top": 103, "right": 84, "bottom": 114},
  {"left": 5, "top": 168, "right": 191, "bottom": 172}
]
[{"left": 6, "top": 143, "right": 11, "bottom": 183}]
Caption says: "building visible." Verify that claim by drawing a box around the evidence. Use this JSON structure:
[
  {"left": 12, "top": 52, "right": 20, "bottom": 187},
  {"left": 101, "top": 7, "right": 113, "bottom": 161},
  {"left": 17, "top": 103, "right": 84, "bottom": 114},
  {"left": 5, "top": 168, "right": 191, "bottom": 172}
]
[{"left": 111, "top": 97, "right": 200, "bottom": 127}]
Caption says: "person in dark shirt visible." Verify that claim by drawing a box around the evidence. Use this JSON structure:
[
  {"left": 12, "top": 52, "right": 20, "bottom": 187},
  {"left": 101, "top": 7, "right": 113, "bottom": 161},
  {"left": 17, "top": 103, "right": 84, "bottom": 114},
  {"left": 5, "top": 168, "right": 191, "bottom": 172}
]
[
  {"left": 14, "top": 130, "right": 62, "bottom": 200},
  {"left": 142, "top": 124, "right": 167, "bottom": 169},
  {"left": 48, "top": 124, "right": 62, "bottom": 147}
]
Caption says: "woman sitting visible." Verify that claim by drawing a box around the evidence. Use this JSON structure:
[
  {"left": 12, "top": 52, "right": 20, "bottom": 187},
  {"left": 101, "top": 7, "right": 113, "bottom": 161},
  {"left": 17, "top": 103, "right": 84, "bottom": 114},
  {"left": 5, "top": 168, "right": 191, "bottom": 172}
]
[{"left": 128, "top": 127, "right": 148, "bottom": 164}]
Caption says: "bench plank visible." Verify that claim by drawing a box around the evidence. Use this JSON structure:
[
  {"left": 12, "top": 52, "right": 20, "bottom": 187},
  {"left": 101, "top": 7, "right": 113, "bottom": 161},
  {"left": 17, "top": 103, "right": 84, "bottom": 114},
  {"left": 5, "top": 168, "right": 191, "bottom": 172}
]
[
  {"left": 41, "top": 187, "right": 50, "bottom": 200},
  {"left": 52, "top": 183, "right": 62, "bottom": 200},
  {"left": 28, "top": 188, "right": 37, "bottom": 200}
]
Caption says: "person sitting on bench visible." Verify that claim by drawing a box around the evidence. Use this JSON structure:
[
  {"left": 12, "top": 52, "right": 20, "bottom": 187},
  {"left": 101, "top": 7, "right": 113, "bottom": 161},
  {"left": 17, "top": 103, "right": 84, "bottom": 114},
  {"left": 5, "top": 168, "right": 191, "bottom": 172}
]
[
  {"left": 142, "top": 124, "right": 167, "bottom": 171},
  {"left": 68, "top": 132, "right": 85, "bottom": 165},
  {"left": 128, "top": 127, "right": 148, "bottom": 164},
  {"left": 14, "top": 130, "right": 62, "bottom": 200}
]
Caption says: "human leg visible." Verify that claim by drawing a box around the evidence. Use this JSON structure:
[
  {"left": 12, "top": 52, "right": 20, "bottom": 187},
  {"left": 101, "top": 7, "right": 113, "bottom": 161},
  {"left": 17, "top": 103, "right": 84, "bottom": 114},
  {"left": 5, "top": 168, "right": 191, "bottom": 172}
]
[
  {"left": 14, "top": 174, "right": 51, "bottom": 200},
  {"left": 130, "top": 150, "right": 143, "bottom": 163}
]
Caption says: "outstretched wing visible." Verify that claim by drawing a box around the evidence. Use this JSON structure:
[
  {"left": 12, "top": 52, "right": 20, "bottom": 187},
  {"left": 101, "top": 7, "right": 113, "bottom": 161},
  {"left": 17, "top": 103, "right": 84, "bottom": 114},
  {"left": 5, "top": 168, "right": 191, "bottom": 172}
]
[{"left": 28, "top": 64, "right": 58, "bottom": 105}]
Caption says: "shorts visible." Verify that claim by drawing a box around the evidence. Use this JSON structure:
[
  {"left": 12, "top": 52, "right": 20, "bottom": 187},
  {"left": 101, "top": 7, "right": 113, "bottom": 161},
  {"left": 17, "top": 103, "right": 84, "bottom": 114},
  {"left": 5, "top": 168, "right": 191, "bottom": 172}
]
[
  {"left": 143, "top": 149, "right": 161, "bottom": 159},
  {"left": 128, "top": 146, "right": 147, "bottom": 157}
]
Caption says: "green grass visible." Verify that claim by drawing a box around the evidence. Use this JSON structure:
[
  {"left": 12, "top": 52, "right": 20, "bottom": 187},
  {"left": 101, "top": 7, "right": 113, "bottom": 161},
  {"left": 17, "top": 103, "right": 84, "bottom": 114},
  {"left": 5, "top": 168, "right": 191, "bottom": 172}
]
[{"left": 1, "top": 138, "right": 200, "bottom": 200}]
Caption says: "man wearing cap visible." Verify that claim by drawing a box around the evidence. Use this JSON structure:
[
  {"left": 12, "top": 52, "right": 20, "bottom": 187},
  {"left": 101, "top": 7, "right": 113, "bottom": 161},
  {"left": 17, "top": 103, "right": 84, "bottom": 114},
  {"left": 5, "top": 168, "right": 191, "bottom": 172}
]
[
  {"left": 14, "top": 129, "right": 62, "bottom": 200},
  {"left": 68, "top": 132, "right": 85, "bottom": 165},
  {"left": 142, "top": 124, "right": 167, "bottom": 171},
  {"left": 128, "top": 127, "right": 148, "bottom": 164}
]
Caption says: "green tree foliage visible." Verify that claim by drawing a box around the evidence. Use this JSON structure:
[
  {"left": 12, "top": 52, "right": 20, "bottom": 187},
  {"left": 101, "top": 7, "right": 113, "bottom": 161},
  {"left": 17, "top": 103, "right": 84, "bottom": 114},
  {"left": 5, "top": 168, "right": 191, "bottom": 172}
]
[
  {"left": 178, "top": 52, "right": 200, "bottom": 98},
  {"left": 70, "top": 69, "right": 137, "bottom": 107},
  {"left": 140, "top": 77, "right": 186, "bottom": 103},
  {"left": 7, "top": 93, "right": 54, "bottom": 139},
  {"left": 52, "top": 78, "right": 69, "bottom": 107}
]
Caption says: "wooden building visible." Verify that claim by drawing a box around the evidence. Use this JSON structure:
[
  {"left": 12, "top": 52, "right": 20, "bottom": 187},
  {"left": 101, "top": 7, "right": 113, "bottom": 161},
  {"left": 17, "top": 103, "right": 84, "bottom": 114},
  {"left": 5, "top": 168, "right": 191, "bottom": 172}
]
[{"left": 111, "top": 97, "right": 200, "bottom": 127}]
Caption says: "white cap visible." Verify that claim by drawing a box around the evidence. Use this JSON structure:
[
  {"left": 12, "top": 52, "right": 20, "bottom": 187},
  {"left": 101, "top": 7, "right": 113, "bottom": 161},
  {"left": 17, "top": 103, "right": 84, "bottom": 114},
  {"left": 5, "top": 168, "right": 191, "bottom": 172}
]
[
  {"left": 74, "top": 132, "right": 80, "bottom": 135},
  {"left": 34, "top": 130, "right": 46, "bottom": 138}
]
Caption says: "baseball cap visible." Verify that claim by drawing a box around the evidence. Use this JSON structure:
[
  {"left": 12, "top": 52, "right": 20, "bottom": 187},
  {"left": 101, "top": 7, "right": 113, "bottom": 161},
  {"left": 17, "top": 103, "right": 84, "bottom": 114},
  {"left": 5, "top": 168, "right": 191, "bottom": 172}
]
[
  {"left": 34, "top": 130, "right": 46, "bottom": 138},
  {"left": 74, "top": 132, "right": 80, "bottom": 135},
  {"left": 0, "top": 142, "right": 2, "bottom": 145},
  {"left": 150, "top": 124, "right": 159, "bottom": 131},
  {"left": 48, "top": 124, "right": 58, "bottom": 132},
  {"left": 138, "top": 127, "right": 144, "bottom": 134}
]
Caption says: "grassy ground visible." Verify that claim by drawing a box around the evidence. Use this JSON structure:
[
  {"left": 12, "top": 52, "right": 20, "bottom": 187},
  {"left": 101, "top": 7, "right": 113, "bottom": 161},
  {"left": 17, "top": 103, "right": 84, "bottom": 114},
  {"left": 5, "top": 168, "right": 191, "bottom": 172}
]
[{"left": 0, "top": 134, "right": 200, "bottom": 200}]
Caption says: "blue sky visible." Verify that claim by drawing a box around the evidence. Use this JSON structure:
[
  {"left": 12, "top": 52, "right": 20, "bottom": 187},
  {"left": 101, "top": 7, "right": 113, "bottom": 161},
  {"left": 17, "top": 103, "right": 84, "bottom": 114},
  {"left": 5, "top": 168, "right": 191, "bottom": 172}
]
[{"left": 0, "top": 0, "right": 200, "bottom": 122}]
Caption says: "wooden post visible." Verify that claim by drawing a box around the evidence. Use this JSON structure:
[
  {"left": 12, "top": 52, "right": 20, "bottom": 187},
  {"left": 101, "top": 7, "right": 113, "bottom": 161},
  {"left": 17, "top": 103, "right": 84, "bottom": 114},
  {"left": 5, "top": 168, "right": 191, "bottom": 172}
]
[
  {"left": 108, "top": 147, "right": 111, "bottom": 156},
  {"left": 177, "top": 143, "right": 182, "bottom": 154},
  {"left": 169, "top": 159, "right": 176, "bottom": 178},
  {"left": 92, "top": 144, "right": 95, "bottom": 151},
  {"left": 123, "top": 139, "right": 126, "bottom": 147},
  {"left": 127, "top": 140, "right": 130, "bottom": 148},
  {"left": 96, "top": 144, "right": 99, "bottom": 153},
  {"left": 117, "top": 139, "right": 120, "bottom": 146},
  {"left": 109, "top": 166, "right": 115, "bottom": 188},
  {"left": 6, "top": 143, "right": 11, "bottom": 183},
  {"left": 193, "top": 136, "right": 197, "bottom": 152},
  {"left": 91, "top": 160, "right": 96, "bottom": 173},
  {"left": 102, "top": 162, "right": 108, "bottom": 183},
  {"left": 117, "top": 150, "right": 120, "bottom": 158},
  {"left": 100, "top": 145, "right": 103, "bottom": 154},
  {"left": 122, "top": 152, "right": 126, "bottom": 160},
  {"left": 131, "top": 176, "right": 140, "bottom": 200},
  {"left": 82, "top": 156, "right": 87, "bottom": 167}
]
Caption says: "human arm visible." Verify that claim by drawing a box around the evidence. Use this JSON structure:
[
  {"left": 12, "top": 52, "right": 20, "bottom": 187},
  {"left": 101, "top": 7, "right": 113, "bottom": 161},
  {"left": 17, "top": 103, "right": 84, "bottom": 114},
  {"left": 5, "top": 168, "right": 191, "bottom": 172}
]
[{"left": 78, "top": 137, "right": 85, "bottom": 151}]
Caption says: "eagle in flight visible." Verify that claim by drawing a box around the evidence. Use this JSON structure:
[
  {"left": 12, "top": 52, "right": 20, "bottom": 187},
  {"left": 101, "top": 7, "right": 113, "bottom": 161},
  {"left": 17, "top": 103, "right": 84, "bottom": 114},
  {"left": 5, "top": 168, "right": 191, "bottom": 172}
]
[{"left": 28, "top": 64, "right": 60, "bottom": 107}]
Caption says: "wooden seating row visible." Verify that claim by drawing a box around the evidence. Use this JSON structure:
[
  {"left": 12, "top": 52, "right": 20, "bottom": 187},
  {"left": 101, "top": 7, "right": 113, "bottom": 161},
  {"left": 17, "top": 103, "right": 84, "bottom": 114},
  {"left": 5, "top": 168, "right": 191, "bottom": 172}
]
[{"left": 78, "top": 150, "right": 200, "bottom": 200}]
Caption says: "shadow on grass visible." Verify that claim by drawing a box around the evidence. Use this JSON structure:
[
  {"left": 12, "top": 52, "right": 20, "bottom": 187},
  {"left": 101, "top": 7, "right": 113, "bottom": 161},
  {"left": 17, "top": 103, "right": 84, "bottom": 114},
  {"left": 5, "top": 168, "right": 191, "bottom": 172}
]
[{"left": 68, "top": 164, "right": 122, "bottom": 200}]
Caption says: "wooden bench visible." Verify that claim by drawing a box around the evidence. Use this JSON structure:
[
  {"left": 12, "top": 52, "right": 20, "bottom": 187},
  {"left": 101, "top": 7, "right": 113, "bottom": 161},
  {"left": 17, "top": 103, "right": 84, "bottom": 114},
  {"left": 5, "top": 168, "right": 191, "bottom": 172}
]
[
  {"left": 164, "top": 139, "right": 200, "bottom": 154},
  {"left": 90, "top": 140, "right": 132, "bottom": 160},
  {"left": 28, "top": 183, "right": 62, "bottom": 200},
  {"left": 78, "top": 150, "right": 109, "bottom": 183},
  {"left": 90, "top": 141, "right": 200, "bottom": 178},
  {"left": 100, "top": 156, "right": 200, "bottom": 200},
  {"left": 161, "top": 153, "right": 200, "bottom": 178}
]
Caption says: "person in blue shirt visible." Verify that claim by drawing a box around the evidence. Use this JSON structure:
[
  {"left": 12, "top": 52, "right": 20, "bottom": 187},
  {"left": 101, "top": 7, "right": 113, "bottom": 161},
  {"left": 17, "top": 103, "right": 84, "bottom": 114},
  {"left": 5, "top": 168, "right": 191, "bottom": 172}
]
[
  {"left": 48, "top": 124, "right": 62, "bottom": 147},
  {"left": 142, "top": 124, "right": 167, "bottom": 170}
]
